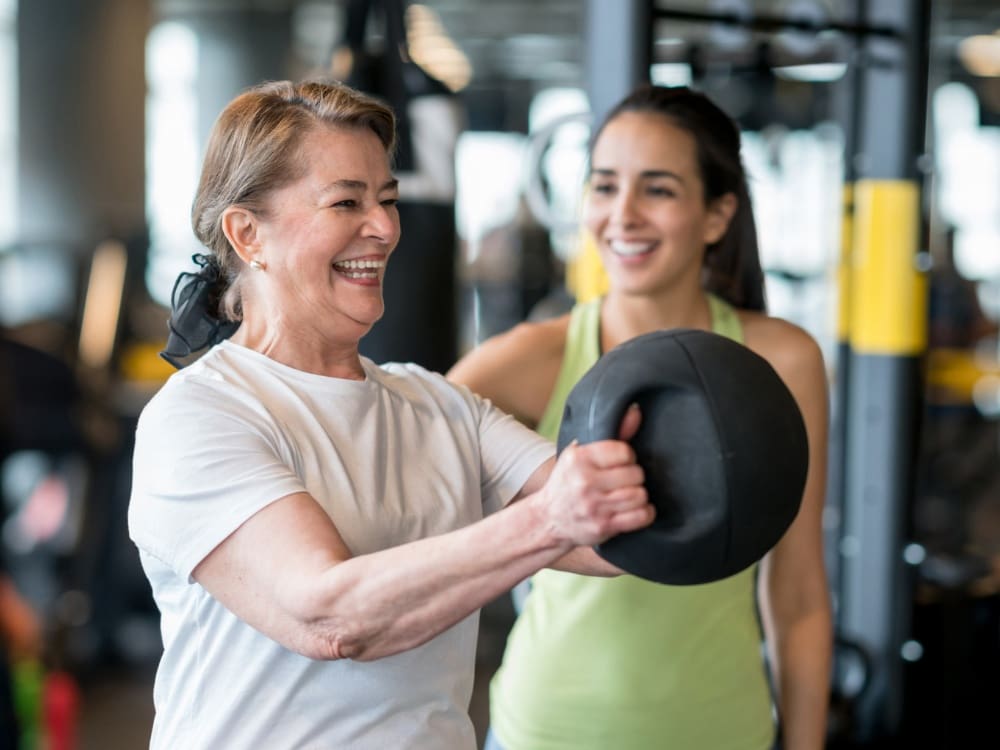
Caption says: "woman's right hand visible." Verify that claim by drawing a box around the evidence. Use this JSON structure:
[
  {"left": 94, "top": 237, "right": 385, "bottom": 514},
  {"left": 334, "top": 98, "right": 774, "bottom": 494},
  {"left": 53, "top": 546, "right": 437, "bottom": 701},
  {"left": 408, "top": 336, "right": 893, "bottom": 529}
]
[{"left": 536, "top": 406, "right": 654, "bottom": 547}]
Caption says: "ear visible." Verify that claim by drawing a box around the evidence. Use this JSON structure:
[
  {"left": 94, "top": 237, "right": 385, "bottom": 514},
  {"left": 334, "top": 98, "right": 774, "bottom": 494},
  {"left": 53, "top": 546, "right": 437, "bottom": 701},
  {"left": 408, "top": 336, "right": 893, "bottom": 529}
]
[
  {"left": 221, "top": 206, "right": 261, "bottom": 264},
  {"left": 703, "top": 192, "right": 738, "bottom": 246}
]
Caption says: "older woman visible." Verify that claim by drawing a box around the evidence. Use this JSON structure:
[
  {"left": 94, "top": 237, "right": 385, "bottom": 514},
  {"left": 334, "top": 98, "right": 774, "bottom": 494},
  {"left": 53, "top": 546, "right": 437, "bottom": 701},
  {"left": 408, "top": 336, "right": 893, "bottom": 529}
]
[{"left": 127, "top": 80, "right": 652, "bottom": 750}]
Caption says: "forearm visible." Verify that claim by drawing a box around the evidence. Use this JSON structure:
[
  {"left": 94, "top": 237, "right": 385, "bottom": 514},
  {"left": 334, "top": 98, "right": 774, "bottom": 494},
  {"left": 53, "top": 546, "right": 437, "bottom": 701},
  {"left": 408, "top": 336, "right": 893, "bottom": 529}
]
[
  {"left": 769, "top": 607, "right": 833, "bottom": 750},
  {"left": 549, "top": 546, "right": 624, "bottom": 576},
  {"left": 305, "top": 494, "right": 571, "bottom": 661},
  {"left": 196, "top": 440, "right": 648, "bottom": 662}
]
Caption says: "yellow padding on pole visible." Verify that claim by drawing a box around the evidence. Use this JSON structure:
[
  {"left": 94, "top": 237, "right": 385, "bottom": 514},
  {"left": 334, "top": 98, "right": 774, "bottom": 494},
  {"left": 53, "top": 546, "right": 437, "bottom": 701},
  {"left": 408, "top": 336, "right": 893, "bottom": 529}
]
[
  {"left": 837, "top": 184, "right": 854, "bottom": 341},
  {"left": 566, "top": 228, "right": 609, "bottom": 303},
  {"left": 849, "top": 180, "right": 927, "bottom": 355}
]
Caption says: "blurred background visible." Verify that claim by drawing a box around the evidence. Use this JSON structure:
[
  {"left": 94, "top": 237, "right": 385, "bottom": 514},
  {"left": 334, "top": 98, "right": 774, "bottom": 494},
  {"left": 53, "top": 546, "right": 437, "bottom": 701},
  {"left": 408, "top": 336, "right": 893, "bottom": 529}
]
[{"left": 0, "top": 0, "right": 999, "bottom": 747}]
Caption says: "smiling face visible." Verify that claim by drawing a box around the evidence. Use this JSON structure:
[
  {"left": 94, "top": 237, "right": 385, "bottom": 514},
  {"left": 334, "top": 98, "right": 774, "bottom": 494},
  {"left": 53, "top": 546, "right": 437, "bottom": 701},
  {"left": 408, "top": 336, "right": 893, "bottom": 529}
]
[
  {"left": 237, "top": 124, "right": 400, "bottom": 346},
  {"left": 583, "top": 111, "right": 733, "bottom": 299}
]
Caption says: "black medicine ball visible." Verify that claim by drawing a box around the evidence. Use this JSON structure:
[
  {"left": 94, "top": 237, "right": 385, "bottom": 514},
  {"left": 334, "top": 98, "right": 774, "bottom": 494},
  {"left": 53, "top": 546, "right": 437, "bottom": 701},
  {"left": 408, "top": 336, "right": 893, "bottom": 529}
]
[{"left": 557, "top": 328, "right": 809, "bottom": 586}]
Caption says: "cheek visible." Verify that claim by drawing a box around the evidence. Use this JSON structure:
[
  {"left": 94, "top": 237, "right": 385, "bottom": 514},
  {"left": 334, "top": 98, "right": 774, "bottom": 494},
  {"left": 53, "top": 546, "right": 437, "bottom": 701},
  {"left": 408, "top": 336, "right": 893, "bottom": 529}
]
[
  {"left": 388, "top": 213, "right": 402, "bottom": 247},
  {"left": 663, "top": 205, "right": 710, "bottom": 241},
  {"left": 581, "top": 199, "right": 606, "bottom": 233}
]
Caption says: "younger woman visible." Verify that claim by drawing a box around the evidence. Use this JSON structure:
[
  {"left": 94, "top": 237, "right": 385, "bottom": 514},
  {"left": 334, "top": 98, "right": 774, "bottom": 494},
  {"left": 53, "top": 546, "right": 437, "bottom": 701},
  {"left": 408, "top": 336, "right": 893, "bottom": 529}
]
[{"left": 449, "top": 84, "right": 833, "bottom": 750}]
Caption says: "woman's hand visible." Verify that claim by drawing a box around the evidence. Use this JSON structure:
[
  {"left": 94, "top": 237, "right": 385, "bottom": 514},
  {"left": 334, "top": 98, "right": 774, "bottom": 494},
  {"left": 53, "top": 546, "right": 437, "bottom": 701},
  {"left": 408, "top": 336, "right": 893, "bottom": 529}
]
[{"left": 535, "top": 404, "right": 653, "bottom": 547}]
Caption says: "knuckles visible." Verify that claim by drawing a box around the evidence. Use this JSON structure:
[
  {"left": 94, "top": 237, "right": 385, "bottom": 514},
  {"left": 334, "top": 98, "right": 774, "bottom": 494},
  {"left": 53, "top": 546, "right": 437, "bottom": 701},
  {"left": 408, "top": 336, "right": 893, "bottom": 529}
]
[{"left": 546, "top": 439, "right": 652, "bottom": 544}]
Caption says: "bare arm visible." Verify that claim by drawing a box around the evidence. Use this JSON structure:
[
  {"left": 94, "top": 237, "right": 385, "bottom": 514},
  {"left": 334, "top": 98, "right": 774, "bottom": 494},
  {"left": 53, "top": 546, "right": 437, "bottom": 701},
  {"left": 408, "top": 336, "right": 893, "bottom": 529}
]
[
  {"left": 447, "top": 318, "right": 568, "bottom": 428},
  {"left": 448, "top": 317, "right": 626, "bottom": 576},
  {"left": 751, "top": 321, "right": 833, "bottom": 750},
  {"left": 193, "top": 438, "right": 652, "bottom": 662}
]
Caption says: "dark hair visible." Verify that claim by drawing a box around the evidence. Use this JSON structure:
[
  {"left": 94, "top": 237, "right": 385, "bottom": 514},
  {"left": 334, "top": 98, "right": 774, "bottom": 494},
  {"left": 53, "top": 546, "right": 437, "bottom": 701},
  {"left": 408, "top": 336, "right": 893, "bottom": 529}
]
[
  {"left": 591, "top": 85, "right": 766, "bottom": 312},
  {"left": 162, "top": 79, "right": 396, "bottom": 367}
]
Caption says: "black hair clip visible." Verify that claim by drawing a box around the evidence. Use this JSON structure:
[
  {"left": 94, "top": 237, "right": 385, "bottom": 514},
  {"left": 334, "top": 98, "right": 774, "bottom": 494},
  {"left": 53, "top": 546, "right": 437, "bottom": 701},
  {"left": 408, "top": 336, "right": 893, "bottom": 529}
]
[{"left": 160, "top": 253, "right": 240, "bottom": 369}]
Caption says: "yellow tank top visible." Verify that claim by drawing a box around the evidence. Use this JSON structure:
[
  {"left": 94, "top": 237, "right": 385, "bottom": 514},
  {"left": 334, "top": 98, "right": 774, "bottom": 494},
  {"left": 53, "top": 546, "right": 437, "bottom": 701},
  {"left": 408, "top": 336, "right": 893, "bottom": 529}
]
[{"left": 490, "top": 295, "right": 776, "bottom": 750}]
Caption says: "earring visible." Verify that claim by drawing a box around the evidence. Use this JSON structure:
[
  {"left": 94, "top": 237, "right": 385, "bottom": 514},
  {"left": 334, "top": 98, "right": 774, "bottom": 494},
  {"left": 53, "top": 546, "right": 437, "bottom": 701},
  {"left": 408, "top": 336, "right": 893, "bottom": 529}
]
[{"left": 249, "top": 259, "right": 265, "bottom": 271}]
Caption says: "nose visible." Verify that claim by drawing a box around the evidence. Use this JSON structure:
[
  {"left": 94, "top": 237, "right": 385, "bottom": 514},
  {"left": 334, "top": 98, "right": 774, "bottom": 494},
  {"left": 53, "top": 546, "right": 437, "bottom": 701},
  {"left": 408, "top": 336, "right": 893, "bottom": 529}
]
[
  {"left": 609, "top": 186, "right": 641, "bottom": 228},
  {"left": 363, "top": 202, "right": 401, "bottom": 246}
]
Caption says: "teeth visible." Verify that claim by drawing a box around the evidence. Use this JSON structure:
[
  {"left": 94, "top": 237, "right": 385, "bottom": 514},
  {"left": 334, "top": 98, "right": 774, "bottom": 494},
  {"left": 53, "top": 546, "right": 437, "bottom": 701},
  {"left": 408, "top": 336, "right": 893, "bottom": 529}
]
[
  {"left": 609, "top": 240, "right": 653, "bottom": 256},
  {"left": 334, "top": 258, "right": 386, "bottom": 270}
]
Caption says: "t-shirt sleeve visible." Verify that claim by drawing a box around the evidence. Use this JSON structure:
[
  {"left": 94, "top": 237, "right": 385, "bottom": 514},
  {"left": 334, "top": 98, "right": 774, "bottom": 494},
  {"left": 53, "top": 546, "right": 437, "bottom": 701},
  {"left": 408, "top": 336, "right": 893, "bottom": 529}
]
[
  {"left": 468, "top": 389, "right": 555, "bottom": 515},
  {"left": 127, "top": 377, "right": 306, "bottom": 581}
]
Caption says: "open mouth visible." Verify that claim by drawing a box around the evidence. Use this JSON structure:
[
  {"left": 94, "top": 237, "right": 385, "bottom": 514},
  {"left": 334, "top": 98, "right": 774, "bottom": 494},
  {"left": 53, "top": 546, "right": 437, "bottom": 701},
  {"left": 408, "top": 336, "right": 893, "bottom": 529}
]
[
  {"left": 332, "top": 258, "right": 386, "bottom": 280},
  {"left": 608, "top": 240, "right": 656, "bottom": 258}
]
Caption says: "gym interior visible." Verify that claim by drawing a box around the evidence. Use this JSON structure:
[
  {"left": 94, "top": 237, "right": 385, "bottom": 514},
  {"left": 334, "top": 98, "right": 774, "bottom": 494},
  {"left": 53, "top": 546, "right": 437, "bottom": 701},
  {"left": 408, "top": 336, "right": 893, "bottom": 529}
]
[{"left": 1, "top": 0, "right": 999, "bottom": 747}]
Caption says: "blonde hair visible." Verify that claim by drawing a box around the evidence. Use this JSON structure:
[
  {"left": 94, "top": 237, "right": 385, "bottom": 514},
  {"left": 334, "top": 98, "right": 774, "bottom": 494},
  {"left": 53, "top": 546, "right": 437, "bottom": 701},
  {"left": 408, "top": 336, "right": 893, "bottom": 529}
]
[{"left": 191, "top": 79, "right": 396, "bottom": 320}]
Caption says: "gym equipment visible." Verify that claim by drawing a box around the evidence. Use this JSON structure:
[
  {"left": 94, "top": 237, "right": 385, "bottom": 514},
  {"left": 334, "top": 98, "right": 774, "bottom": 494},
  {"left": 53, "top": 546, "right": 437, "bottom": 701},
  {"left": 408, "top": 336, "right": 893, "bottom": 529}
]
[
  {"left": 340, "top": 0, "right": 463, "bottom": 374},
  {"left": 557, "top": 328, "right": 809, "bottom": 585}
]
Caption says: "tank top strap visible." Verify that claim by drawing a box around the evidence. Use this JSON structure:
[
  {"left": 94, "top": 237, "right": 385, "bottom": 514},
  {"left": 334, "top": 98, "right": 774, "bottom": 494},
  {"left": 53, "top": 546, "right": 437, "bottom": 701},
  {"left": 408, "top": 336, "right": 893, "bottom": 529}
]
[
  {"left": 708, "top": 293, "right": 744, "bottom": 344},
  {"left": 536, "top": 295, "right": 740, "bottom": 439},
  {"left": 535, "top": 299, "right": 602, "bottom": 442}
]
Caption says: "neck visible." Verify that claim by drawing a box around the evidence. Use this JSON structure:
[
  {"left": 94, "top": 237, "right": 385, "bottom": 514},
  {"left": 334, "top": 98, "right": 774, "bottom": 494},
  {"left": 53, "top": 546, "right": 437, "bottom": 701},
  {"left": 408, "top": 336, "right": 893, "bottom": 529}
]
[
  {"left": 600, "top": 284, "right": 713, "bottom": 351},
  {"left": 232, "top": 310, "right": 367, "bottom": 380}
]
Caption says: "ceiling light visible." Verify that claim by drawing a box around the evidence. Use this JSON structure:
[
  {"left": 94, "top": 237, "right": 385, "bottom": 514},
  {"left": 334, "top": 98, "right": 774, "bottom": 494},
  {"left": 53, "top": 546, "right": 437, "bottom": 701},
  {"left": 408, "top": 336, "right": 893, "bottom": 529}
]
[{"left": 772, "top": 62, "right": 847, "bottom": 82}]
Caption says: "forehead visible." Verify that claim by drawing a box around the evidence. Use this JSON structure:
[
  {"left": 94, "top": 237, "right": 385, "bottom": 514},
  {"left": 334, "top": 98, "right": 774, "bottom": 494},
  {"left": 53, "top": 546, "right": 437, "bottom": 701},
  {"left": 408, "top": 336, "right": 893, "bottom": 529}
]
[
  {"left": 294, "top": 125, "right": 393, "bottom": 183},
  {"left": 592, "top": 111, "right": 700, "bottom": 175}
]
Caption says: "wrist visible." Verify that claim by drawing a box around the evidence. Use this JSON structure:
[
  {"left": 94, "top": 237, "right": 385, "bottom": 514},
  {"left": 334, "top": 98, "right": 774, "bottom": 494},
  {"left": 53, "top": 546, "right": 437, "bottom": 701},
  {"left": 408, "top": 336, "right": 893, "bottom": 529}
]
[{"left": 516, "top": 489, "right": 574, "bottom": 556}]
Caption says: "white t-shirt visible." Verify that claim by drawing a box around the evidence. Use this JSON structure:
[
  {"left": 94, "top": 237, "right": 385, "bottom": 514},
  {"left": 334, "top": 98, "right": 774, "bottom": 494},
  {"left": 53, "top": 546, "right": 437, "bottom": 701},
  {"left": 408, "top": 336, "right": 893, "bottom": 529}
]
[{"left": 128, "top": 341, "right": 554, "bottom": 750}]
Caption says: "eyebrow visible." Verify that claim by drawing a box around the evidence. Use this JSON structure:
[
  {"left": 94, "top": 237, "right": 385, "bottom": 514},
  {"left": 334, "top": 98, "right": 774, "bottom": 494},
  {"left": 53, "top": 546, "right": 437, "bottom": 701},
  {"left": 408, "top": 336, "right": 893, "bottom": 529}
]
[
  {"left": 320, "top": 178, "right": 400, "bottom": 193},
  {"left": 590, "top": 168, "right": 684, "bottom": 182}
]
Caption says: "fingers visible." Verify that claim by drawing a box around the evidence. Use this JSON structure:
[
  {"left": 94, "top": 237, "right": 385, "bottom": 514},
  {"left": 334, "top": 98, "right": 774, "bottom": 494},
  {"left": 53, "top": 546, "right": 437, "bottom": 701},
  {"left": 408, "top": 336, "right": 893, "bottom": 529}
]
[
  {"left": 544, "top": 440, "right": 653, "bottom": 548},
  {"left": 617, "top": 403, "right": 642, "bottom": 442},
  {"left": 570, "top": 437, "right": 638, "bottom": 469},
  {"left": 557, "top": 440, "right": 644, "bottom": 491},
  {"left": 580, "top": 463, "right": 645, "bottom": 494},
  {"left": 558, "top": 486, "right": 654, "bottom": 546},
  {"left": 605, "top": 502, "right": 656, "bottom": 537}
]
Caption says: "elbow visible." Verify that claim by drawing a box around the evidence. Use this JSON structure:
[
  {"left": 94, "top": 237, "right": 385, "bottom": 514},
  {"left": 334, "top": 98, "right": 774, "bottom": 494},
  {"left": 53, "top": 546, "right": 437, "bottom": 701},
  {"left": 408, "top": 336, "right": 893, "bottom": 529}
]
[
  {"left": 297, "top": 627, "right": 402, "bottom": 662},
  {"left": 291, "top": 618, "right": 370, "bottom": 661},
  {"left": 284, "top": 577, "right": 371, "bottom": 661},
  {"left": 301, "top": 630, "right": 359, "bottom": 661},
  {"left": 281, "top": 567, "right": 412, "bottom": 662},
  {"left": 296, "top": 616, "right": 429, "bottom": 662},
  {"left": 291, "top": 595, "right": 388, "bottom": 662}
]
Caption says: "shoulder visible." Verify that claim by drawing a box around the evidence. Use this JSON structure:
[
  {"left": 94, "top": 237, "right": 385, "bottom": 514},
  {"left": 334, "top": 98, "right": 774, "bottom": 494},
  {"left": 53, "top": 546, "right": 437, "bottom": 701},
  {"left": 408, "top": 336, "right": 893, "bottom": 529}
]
[
  {"left": 376, "top": 359, "right": 464, "bottom": 402},
  {"left": 470, "top": 315, "right": 570, "bottom": 371},
  {"left": 371, "top": 360, "right": 489, "bottom": 429},
  {"left": 139, "top": 366, "right": 221, "bottom": 426},
  {"left": 137, "top": 349, "right": 272, "bottom": 437},
  {"left": 737, "top": 311, "right": 827, "bottom": 393},
  {"left": 447, "top": 315, "right": 571, "bottom": 426}
]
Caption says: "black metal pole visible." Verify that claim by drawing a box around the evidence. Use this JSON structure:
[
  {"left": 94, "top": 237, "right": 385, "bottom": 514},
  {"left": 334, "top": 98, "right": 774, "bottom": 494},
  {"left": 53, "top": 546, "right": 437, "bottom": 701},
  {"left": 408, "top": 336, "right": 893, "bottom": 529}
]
[{"left": 838, "top": 0, "right": 932, "bottom": 741}]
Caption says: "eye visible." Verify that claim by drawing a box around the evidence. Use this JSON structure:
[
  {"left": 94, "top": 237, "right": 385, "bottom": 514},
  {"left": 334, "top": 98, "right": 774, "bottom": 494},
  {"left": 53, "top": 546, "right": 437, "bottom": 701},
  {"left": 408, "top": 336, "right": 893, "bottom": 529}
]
[
  {"left": 590, "top": 182, "right": 616, "bottom": 195},
  {"left": 646, "top": 185, "right": 676, "bottom": 198},
  {"left": 331, "top": 199, "right": 358, "bottom": 209},
  {"left": 380, "top": 198, "right": 399, "bottom": 207}
]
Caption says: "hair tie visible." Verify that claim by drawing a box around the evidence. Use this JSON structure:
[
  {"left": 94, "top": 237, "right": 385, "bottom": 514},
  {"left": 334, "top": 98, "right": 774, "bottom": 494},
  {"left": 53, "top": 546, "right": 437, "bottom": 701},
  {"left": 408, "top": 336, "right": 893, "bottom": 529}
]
[{"left": 160, "top": 253, "right": 240, "bottom": 369}]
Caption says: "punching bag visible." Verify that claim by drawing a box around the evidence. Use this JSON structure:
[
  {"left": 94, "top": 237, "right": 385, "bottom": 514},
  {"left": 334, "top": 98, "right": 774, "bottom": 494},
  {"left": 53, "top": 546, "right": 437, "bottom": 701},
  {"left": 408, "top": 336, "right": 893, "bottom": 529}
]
[{"left": 340, "top": 0, "right": 463, "bottom": 373}]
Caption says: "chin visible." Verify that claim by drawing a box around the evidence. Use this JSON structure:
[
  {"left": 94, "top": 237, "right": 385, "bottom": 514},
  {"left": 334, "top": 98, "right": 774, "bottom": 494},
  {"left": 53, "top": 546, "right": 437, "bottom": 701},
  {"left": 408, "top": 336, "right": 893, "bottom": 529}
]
[{"left": 358, "top": 305, "right": 385, "bottom": 328}]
